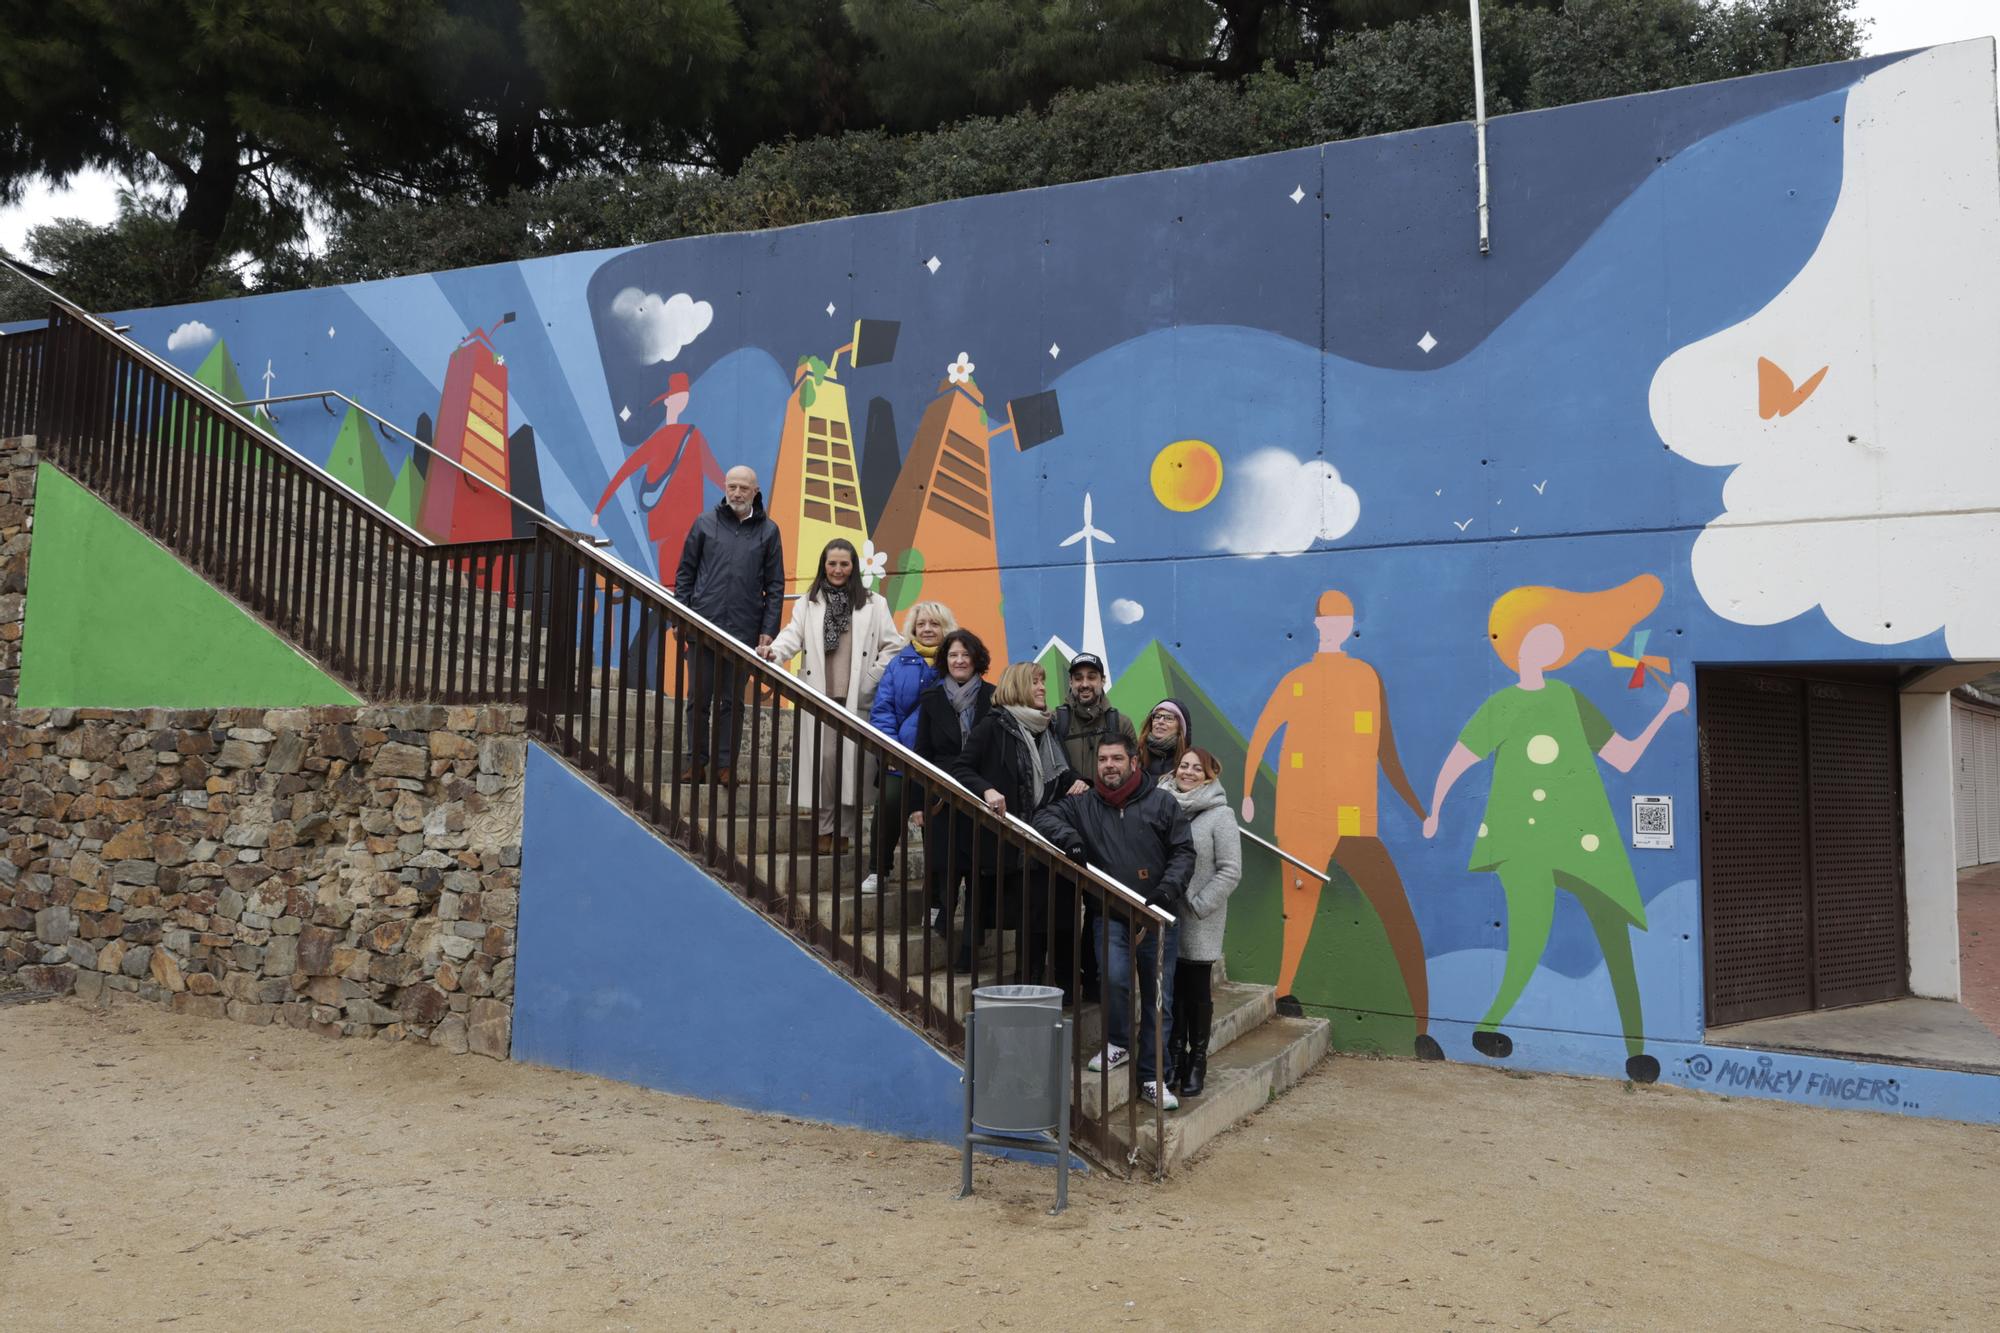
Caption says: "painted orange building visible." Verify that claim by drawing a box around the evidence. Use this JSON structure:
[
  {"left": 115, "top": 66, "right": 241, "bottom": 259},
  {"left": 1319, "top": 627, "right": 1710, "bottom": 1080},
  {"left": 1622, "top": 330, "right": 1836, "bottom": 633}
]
[
  {"left": 871, "top": 370, "right": 1061, "bottom": 665},
  {"left": 766, "top": 320, "right": 899, "bottom": 595}
]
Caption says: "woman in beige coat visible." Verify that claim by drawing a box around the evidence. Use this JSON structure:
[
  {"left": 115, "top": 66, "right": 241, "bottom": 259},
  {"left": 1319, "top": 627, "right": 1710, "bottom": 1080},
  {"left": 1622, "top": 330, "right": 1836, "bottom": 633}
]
[{"left": 761, "top": 538, "right": 905, "bottom": 851}]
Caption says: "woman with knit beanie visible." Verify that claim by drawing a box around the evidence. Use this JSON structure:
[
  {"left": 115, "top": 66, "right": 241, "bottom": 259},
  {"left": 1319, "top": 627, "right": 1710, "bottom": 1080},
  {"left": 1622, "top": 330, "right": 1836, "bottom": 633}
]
[
  {"left": 1141, "top": 699, "right": 1193, "bottom": 781},
  {"left": 863, "top": 601, "right": 957, "bottom": 893},
  {"left": 1163, "top": 746, "right": 1242, "bottom": 1097}
]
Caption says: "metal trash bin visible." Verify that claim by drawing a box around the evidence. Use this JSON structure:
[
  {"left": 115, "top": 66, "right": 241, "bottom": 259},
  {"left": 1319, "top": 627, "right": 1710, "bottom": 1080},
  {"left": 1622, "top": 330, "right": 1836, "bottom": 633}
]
[{"left": 958, "top": 984, "right": 1072, "bottom": 1213}]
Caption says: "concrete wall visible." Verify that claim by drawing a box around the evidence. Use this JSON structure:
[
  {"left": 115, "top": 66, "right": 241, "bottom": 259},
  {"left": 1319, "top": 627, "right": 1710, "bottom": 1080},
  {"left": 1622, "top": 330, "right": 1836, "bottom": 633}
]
[
  {"left": 79, "top": 42, "right": 2000, "bottom": 1099},
  {"left": 513, "top": 744, "right": 964, "bottom": 1141}
]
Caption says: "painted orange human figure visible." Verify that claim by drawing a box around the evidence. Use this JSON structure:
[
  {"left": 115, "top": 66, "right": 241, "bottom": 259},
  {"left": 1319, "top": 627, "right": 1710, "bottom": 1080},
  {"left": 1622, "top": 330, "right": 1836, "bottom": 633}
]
[
  {"left": 591, "top": 371, "right": 725, "bottom": 577},
  {"left": 1242, "top": 590, "right": 1438, "bottom": 1059}
]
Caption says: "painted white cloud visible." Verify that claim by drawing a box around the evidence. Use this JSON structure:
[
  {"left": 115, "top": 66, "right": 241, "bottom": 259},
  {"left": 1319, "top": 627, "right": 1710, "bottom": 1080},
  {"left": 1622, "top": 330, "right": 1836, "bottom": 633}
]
[
  {"left": 1649, "top": 44, "right": 2000, "bottom": 656},
  {"left": 1209, "top": 447, "right": 1360, "bottom": 558},
  {"left": 609, "top": 287, "right": 712, "bottom": 364},
  {"left": 166, "top": 320, "right": 214, "bottom": 353},
  {"left": 1109, "top": 598, "right": 1145, "bottom": 624}
]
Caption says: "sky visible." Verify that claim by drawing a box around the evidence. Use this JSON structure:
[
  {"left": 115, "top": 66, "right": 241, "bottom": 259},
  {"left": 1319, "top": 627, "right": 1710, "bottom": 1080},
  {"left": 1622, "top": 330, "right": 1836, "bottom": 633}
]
[{"left": 0, "top": 1, "right": 1992, "bottom": 262}]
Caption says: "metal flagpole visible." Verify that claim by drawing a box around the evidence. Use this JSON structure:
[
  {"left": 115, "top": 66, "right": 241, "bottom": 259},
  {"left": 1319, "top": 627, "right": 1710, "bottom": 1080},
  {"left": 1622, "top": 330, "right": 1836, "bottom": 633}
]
[{"left": 1471, "top": 0, "right": 1492, "bottom": 254}]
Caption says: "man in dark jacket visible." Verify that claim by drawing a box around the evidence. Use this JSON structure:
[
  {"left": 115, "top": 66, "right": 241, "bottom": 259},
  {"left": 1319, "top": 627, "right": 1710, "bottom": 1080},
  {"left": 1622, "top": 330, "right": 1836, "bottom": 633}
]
[
  {"left": 1034, "top": 731, "right": 1195, "bottom": 1109},
  {"left": 673, "top": 466, "right": 785, "bottom": 783},
  {"left": 1050, "top": 652, "right": 1125, "bottom": 1001}
]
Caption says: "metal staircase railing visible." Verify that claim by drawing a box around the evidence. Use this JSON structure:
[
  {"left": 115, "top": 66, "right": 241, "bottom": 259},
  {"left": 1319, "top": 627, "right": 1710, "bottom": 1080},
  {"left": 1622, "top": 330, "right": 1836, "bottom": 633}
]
[{"left": 2, "top": 291, "right": 1179, "bottom": 1174}]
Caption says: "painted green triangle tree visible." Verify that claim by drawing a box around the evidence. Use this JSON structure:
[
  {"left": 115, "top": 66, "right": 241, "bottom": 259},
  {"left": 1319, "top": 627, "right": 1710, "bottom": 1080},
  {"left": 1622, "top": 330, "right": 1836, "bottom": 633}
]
[{"left": 325, "top": 403, "right": 394, "bottom": 504}]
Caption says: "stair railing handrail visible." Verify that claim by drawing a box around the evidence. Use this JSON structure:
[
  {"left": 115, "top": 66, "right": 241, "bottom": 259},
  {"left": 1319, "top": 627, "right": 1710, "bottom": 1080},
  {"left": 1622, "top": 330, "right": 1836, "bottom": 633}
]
[
  {"left": 1, "top": 264, "right": 432, "bottom": 548},
  {"left": 230, "top": 388, "right": 586, "bottom": 544},
  {"left": 1242, "top": 827, "right": 1329, "bottom": 883},
  {"left": 575, "top": 536, "right": 1175, "bottom": 928},
  {"left": 535, "top": 529, "right": 1177, "bottom": 1172}
]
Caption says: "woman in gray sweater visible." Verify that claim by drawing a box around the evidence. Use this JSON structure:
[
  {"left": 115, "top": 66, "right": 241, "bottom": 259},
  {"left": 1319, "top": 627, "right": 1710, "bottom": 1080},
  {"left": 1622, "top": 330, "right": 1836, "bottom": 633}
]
[{"left": 1164, "top": 747, "right": 1243, "bottom": 1097}]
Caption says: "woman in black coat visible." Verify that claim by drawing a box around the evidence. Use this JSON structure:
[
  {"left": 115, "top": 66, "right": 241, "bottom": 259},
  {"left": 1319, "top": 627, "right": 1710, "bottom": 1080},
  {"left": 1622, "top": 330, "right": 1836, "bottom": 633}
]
[
  {"left": 913, "top": 629, "right": 995, "bottom": 945},
  {"left": 948, "top": 659, "right": 1084, "bottom": 978}
]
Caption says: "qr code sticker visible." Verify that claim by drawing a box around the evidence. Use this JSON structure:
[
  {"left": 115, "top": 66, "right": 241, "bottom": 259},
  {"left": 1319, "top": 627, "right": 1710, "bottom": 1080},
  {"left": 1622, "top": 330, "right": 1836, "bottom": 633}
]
[{"left": 1635, "top": 803, "right": 1670, "bottom": 834}]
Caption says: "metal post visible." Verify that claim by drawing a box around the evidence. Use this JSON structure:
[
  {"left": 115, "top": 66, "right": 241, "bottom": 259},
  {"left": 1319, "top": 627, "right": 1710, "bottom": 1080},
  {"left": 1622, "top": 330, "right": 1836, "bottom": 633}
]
[
  {"left": 958, "top": 1007, "right": 977, "bottom": 1199},
  {"left": 1054, "top": 1015, "right": 1071, "bottom": 1215},
  {"left": 1471, "top": 0, "right": 1492, "bottom": 254}
]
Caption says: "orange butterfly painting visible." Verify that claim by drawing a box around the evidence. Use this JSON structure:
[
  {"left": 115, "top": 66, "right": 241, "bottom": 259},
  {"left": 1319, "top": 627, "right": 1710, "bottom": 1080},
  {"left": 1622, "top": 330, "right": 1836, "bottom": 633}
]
[{"left": 1757, "top": 355, "right": 1828, "bottom": 419}]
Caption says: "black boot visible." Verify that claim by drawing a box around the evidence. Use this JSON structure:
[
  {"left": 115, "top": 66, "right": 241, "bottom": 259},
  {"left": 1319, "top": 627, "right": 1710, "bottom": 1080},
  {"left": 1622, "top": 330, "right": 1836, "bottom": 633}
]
[{"left": 1182, "top": 1010, "right": 1210, "bottom": 1097}]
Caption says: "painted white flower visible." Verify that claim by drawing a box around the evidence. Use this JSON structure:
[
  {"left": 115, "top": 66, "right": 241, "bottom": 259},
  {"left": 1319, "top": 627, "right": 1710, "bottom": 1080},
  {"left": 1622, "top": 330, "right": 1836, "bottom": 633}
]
[
  {"left": 859, "top": 540, "right": 890, "bottom": 589},
  {"left": 946, "top": 352, "right": 975, "bottom": 386}
]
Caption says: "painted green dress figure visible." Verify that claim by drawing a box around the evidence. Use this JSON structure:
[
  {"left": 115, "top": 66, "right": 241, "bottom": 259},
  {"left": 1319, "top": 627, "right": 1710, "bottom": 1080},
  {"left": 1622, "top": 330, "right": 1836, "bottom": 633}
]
[{"left": 1424, "top": 575, "right": 1689, "bottom": 1084}]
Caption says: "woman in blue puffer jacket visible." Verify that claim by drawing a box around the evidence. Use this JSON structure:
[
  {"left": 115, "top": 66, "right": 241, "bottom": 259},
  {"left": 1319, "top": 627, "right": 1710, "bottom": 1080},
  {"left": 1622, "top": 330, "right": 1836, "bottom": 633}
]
[{"left": 864, "top": 601, "right": 957, "bottom": 892}]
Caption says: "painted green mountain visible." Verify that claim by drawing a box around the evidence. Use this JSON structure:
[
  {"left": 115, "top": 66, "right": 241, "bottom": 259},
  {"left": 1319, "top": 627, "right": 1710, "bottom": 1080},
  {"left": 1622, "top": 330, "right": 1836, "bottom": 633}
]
[
  {"left": 1047, "top": 637, "right": 1420, "bottom": 1052},
  {"left": 386, "top": 454, "right": 426, "bottom": 527},
  {"left": 325, "top": 403, "right": 394, "bottom": 505},
  {"left": 172, "top": 338, "right": 277, "bottom": 455}
]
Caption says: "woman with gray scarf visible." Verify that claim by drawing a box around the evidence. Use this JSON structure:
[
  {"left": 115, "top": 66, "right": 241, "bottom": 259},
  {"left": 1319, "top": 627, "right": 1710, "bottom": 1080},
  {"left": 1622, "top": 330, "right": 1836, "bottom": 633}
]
[
  {"left": 914, "top": 630, "right": 995, "bottom": 945},
  {"left": 947, "top": 661, "right": 1085, "bottom": 976}
]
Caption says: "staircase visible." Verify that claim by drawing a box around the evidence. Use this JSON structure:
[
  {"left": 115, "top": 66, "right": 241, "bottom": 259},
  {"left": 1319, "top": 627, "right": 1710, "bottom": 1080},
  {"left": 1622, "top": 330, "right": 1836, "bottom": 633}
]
[{"left": 7, "top": 296, "right": 1328, "bottom": 1175}]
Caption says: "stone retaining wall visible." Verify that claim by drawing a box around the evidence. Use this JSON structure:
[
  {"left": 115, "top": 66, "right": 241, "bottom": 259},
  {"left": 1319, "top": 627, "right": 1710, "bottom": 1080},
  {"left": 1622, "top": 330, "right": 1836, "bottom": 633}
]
[
  {"left": 0, "top": 704, "right": 525, "bottom": 1057},
  {"left": 1, "top": 437, "right": 36, "bottom": 703}
]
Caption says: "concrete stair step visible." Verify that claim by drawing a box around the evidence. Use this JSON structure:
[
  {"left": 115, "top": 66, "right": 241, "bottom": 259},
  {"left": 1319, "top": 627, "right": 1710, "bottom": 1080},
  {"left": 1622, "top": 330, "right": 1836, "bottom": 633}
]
[
  {"left": 1079, "top": 981, "right": 1276, "bottom": 1119},
  {"left": 787, "top": 876, "right": 929, "bottom": 932},
  {"left": 1107, "top": 1015, "right": 1331, "bottom": 1174}
]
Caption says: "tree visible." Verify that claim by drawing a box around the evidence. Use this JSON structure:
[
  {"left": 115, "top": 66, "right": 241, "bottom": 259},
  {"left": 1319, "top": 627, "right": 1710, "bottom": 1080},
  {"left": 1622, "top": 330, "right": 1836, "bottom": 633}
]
[
  {"left": 0, "top": 1, "right": 746, "bottom": 299},
  {"left": 9, "top": 0, "right": 1868, "bottom": 311}
]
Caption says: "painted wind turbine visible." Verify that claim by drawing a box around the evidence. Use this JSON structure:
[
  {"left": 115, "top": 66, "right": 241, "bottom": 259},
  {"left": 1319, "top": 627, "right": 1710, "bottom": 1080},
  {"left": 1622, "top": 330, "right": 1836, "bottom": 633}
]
[{"left": 1061, "top": 491, "right": 1115, "bottom": 683}]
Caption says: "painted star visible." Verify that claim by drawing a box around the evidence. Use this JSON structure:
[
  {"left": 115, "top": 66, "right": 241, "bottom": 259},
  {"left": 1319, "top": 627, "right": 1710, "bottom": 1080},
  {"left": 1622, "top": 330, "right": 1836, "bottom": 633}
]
[
  {"left": 1289, "top": 185, "right": 1306, "bottom": 205},
  {"left": 619, "top": 406, "right": 631, "bottom": 423},
  {"left": 826, "top": 302, "right": 836, "bottom": 317},
  {"left": 1417, "top": 331, "right": 1438, "bottom": 354},
  {"left": 327, "top": 327, "right": 336, "bottom": 338},
  {"left": 1048, "top": 343, "right": 1061, "bottom": 360},
  {"left": 925, "top": 256, "right": 941, "bottom": 274}
]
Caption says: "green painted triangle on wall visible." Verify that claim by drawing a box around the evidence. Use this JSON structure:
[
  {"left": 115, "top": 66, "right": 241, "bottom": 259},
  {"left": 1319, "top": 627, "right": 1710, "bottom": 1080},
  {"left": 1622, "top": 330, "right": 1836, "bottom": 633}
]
[
  {"left": 168, "top": 338, "right": 278, "bottom": 457},
  {"left": 18, "top": 464, "right": 358, "bottom": 708},
  {"left": 386, "top": 454, "right": 426, "bottom": 527},
  {"left": 325, "top": 403, "right": 394, "bottom": 504},
  {"left": 1100, "top": 639, "right": 1301, "bottom": 998}
]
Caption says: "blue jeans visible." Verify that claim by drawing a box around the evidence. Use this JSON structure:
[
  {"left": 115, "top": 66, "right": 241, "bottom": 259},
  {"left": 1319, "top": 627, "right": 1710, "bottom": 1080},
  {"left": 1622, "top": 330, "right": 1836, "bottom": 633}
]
[{"left": 1102, "top": 916, "right": 1180, "bottom": 1083}]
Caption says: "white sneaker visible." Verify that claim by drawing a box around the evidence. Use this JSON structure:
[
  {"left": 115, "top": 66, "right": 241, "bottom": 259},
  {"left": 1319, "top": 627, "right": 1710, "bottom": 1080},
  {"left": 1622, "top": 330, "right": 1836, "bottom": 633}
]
[
  {"left": 1087, "top": 1044, "right": 1129, "bottom": 1073},
  {"left": 860, "top": 873, "right": 880, "bottom": 894},
  {"left": 1141, "top": 1081, "right": 1180, "bottom": 1111}
]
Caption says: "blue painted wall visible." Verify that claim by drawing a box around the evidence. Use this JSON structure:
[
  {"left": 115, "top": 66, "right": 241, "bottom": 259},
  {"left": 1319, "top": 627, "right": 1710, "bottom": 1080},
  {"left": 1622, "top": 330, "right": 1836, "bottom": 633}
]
[
  {"left": 515, "top": 743, "right": 965, "bottom": 1141},
  {"left": 103, "top": 41, "right": 2000, "bottom": 1118}
]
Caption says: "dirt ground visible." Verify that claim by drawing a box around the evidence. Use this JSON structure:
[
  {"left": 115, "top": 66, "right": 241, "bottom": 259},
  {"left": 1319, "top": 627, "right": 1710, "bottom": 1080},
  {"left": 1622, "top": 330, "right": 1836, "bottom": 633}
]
[{"left": 4, "top": 1001, "right": 1998, "bottom": 1331}]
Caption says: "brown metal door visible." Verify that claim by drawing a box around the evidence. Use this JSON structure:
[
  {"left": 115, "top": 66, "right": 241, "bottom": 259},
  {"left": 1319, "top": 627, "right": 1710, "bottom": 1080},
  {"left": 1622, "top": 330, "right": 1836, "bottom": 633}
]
[
  {"left": 1700, "top": 669, "right": 1907, "bottom": 1026},
  {"left": 1805, "top": 681, "right": 1906, "bottom": 1008},
  {"left": 1701, "top": 671, "right": 1813, "bottom": 1025}
]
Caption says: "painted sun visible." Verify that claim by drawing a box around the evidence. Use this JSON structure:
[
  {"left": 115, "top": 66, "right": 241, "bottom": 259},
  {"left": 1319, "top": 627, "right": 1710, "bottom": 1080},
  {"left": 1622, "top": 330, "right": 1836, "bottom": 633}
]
[{"left": 1150, "top": 438, "right": 1224, "bottom": 512}]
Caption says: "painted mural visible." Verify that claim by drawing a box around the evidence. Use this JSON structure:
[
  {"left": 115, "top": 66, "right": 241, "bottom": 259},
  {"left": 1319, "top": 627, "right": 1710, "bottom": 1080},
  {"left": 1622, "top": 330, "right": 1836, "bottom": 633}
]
[{"left": 100, "top": 42, "right": 2000, "bottom": 1089}]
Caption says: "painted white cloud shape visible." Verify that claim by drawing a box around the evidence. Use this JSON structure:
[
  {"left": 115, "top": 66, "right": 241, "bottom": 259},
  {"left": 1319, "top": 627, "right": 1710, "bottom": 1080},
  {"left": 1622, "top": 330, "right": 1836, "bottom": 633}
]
[
  {"left": 1649, "top": 44, "right": 2000, "bottom": 656},
  {"left": 609, "top": 287, "right": 712, "bottom": 364},
  {"left": 166, "top": 320, "right": 214, "bottom": 353},
  {"left": 1208, "top": 447, "right": 1360, "bottom": 558},
  {"left": 1110, "top": 598, "right": 1144, "bottom": 624}
]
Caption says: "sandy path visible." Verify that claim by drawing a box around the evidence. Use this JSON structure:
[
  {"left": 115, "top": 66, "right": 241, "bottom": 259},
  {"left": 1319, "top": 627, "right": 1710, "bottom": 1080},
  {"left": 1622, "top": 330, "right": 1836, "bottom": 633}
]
[{"left": 4, "top": 1000, "right": 1999, "bottom": 1331}]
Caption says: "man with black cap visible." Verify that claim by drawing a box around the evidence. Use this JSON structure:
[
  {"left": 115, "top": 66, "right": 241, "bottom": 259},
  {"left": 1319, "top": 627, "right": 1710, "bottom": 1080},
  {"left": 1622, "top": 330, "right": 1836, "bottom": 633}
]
[
  {"left": 1051, "top": 651, "right": 1127, "bottom": 999},
  {"left": 1051, "top": 652, "right": 1126, "bottom": 779}
]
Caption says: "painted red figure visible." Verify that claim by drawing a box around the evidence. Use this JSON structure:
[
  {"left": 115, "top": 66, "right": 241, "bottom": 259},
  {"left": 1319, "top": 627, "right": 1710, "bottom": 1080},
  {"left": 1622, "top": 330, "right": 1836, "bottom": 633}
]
[{"left": 592, "top": 372, "right": 724, "bottom": 576}]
